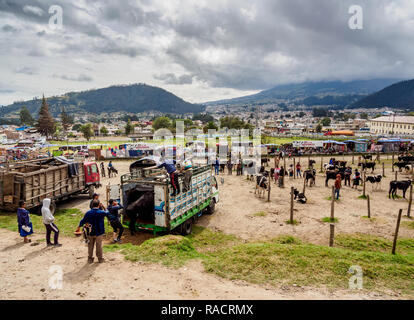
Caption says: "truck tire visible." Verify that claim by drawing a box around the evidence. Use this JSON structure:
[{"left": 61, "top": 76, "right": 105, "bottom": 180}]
[
  {"left": 180, "top": 220, "right": 193, "bottom": 236},
  {"left": 206, "top": 199, "right": 216, "bottom": 215},
  {"left": 88, "top": 186, "right": 95, "bottom": 198}
]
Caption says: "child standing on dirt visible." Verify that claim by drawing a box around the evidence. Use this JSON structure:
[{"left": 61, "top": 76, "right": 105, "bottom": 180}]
[
  {"left": 17, "top": 200, "right": 33, "bottom": 243},
  {"left": 334, "top": 174, "right": 342, "bottom": 200},
  {"left": 41, "top": 198, "right": 61, "bottom": 247}
]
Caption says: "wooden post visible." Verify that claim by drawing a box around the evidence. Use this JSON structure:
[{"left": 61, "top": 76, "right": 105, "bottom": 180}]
[
  {"left": 303, "top": 177, "right": 306, "bottom": 195},
  {"left": 407, "top": 184, "right": 413, "bottom": 218},
  {"left": 395, "top": 171, "right": 398, "bottom": 181},
  {"left": 362, "top": 171, "right": 366, "bottom": 197},
  {"left": 382, "top": 162, "right": 385, "bottom": 178},
  {"left": 293, "top": 158, "right": 296, "bottom": 179},
  {"left": 283, "top": 157, "right": 286, "bottom": 174},
  {"left": 331, "top": 186, "right": 335, "bottom": 221},
  {"left": 329, "top": 224, "right": 335, "bottom": 247},
  {"left": 392, "top": 154, "right": 395, "bottom": 172},
  {"left": 367, "top": 195, "right": 371, "bottom": 219},
  {"left": 352, "top": 155, "right": 354, "bottom": 165},
  {"left": 290, "top": 187, "right": 294, "bottom": 223},
  {"left": 267, "top": 179, "right": 271, "bottom": 202},
  {"left": 320, "top": 156, "right": 323, "bottom": 173},
  {"left": 392, "top": 209, "right": 403, "bottom": 255}
]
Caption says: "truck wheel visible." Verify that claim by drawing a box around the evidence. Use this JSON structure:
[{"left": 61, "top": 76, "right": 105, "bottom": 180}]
[
  {"left": 206, "top": 199, "right": 216, "bottom": 215},
  {"left": 88, "top": 186, "right": 95, "bottom": 198},
  {"left": 180, "top": 220, "right": 193, "bottom": 236}
]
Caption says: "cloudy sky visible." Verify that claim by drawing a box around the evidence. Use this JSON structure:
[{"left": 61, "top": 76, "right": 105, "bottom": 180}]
[{"left": 0, "top": 0, "right": 413, "bottom": 106}]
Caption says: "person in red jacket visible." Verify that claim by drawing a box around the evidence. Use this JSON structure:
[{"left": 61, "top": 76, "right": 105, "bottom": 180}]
[{"left": 334, "top": 174, "right": 342, "bottom": 200}]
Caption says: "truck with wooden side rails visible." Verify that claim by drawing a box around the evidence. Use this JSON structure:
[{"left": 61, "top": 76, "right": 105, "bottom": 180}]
[
  {"left": 0, "top": 157, "right": 101, "bottom": 214},
  {"left": 120, "top": 164, "right": 219, "bottom": 235}
]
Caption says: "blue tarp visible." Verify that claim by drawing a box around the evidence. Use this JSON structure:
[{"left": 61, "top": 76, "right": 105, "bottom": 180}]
[{"left": 15, "top": 126, "right": 29, "bottom": 131}]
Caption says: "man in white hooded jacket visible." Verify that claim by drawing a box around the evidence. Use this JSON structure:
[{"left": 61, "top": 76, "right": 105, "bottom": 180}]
[{"left": 41, "top": 198, "right": 62, "bottom": 247}]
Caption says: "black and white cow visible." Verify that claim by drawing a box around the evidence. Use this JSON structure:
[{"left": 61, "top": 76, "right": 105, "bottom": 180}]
[
  {"left": 365, "top": 175, "right": 383, "bottom": 190},
  {"left": 293, "top": 188, "right": 307, "bottom": 204},
  {"left": 255, "top": 172, "right": 268, "bottom": 198},
  {"left": 304, "top": 169, "right": 316, "bottom": 187}
]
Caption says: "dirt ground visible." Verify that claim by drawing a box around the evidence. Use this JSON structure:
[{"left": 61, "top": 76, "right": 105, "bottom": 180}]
[{"left": 1, "top": 156, "right": 413, "bottom": 300}]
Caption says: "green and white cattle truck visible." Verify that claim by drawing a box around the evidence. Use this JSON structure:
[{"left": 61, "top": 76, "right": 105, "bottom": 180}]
[{"left": 120, "top": 165, "right": 219, "bottom": 236}]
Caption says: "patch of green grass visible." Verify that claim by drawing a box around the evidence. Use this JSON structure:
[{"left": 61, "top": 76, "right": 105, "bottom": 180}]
[
  {"left": 325, "top": 196, "right": 340, "bottom": 201},
  {"left": 358, "top": 195, "right": 368, "bottom": 200},
  {"left": 362, "top": 216, "right": 376, "bottom": 222},
  {"left": 335, "top": 234, "right": 414, "bottom": 256},
  {"left": 321, "top": 217, "right": 339, "bottom": 223},
  {"left": 271, "top": 235, "right": 302, "bottom": 245},
  {"left": 0, "top": 208, "right": 102, "bottom": 238},
  {"left": 104, "top": 235, "right": 201, "bottom": 268},
  {"left": 252, "top": 211, "right": 267, "bottom": 217},
  {"left": 188, "top": 226, "right": 238, "bottom": 253},
  {"left": 285, "top": 219, "right": 299, "bottom": 225},
  {"left": 402, "top": 221, "right": 414, "bottom": 230},
  {"left": 202, "top": 239, "right": 414, "bottom": 292}
]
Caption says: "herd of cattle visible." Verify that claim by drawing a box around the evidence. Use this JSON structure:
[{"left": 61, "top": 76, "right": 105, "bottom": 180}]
[{"left": 254, "top": 154, "right": 414, "bottom": 202}]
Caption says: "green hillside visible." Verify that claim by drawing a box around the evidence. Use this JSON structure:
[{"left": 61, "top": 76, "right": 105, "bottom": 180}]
[{"left": 0, "top": 84, "right": 203, "bottom": 117}]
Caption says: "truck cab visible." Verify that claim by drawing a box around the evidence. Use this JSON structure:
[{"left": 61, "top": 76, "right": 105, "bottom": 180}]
[{"left": 84, "top": 162, "right": 101, "bottom": 188}]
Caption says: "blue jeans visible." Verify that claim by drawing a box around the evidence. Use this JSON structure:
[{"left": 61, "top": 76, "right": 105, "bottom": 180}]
[
  {"left": 214, "top": 166, "right": 219, "bottom": 175},
  {"left": 335, "top": 189, "right": 340, "bottom": 199}
]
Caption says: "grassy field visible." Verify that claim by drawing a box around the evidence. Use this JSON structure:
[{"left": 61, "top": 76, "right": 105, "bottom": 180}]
[
  {"left": 0, "top": 208, "right": 89, "bottom": 238},
  {"left": 104, "top": 226, "right": 414, "bottom": 295}
]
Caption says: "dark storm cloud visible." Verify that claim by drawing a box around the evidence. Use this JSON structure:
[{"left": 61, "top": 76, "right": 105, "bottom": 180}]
[{"left": 1, "top": 0, "right": 413, "bottom": 98}]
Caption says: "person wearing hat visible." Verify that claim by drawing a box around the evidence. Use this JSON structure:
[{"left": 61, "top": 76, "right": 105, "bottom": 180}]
[
  {"left": 181, "top": 159, "right": 193, "bottom": 193},
  {"left": 334, "top": 174, "right": 342, "bottom": 200}
]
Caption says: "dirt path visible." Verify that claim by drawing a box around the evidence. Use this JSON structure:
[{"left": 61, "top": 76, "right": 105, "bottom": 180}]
[{"left": 0, "top": 229, "right": 399, "bottom": 300}]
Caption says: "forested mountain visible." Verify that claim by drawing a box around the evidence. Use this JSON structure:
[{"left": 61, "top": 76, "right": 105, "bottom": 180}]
[
  {"left": 0, "top": 84, "right": 203, "bottom": 117},
  {"left": 206, "top": 79, "right": 401, "bottom": 106},
  {"left": 351, "top": 79, "right": 414, "bottom": 109}
]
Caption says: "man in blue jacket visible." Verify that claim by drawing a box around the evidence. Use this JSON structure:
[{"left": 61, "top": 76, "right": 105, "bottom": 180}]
[{"left": 75, "top": 200, "right": 109, "bottom": 263}]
